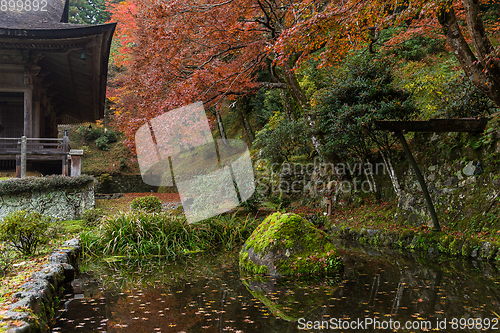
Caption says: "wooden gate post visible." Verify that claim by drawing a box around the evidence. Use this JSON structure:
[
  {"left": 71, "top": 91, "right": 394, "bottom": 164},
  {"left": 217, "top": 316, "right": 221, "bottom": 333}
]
[
  {"left": 395, "top": 131, "right": 440, "bottom": 231},
  {"left": 69, "top": 149, "right": 83, "bottom": 177},
  {"left": 21, "top": 136, "right": 27, "bottom": 178},
  {"left": 62, "top": 131, "right": 69, "bottom": 176}
]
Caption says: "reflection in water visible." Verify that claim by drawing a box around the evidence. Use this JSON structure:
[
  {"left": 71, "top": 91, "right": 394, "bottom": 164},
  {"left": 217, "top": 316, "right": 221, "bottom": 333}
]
[{"left": 53, "top": 242, "right": 500, "bottom": 332}]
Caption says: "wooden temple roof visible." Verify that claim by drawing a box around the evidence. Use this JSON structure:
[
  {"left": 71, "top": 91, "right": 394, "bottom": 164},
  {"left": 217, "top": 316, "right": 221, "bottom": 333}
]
[{"left": 0, "top": 0, "right": 116, "bottom": 123}]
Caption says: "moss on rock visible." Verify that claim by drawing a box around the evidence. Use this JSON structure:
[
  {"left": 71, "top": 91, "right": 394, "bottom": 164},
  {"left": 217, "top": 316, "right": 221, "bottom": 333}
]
[{"left": 239, "top": 212, "right": 343, "bottom": 277}]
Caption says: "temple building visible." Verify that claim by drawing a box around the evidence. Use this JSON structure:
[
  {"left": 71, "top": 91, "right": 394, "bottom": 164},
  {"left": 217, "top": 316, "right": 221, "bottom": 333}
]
[{"left": 0, "top": 0, "right": 115, "bottom": 175}]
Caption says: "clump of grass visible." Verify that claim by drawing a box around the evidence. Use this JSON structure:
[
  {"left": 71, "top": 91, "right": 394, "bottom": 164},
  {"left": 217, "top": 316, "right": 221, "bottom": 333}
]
[
  {"left": 130, "top": 195, "right": 162, "bottom": 213},
  {"left": 80, "top": 211, "right": 260, "bottom": 258}
]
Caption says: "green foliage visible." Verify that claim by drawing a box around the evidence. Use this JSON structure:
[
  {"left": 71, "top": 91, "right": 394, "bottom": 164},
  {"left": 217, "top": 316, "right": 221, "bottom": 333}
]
[
  {"left": 119, "top": 157, "right": 128, "bottom": 170},
  {"left": 81, "top": 211, "right": 260, "bottom": 257},
  {"left": 0, "top": 246, "right": 13, "bottom": 275},
  {"left": 254, "top": 117, "right": 312, "bottom": 165},
  {"left": 82, "top": 208, "right": 104, "bottom": 227},
  {"left": 130, "top": 195, "right": 162, "bottom": 213},
  {"left": 95, "top": 135, "right": 110, "bottom": 151},
  {"left": 97, "top": 173, "right": 115, "bottom": 193},
  {"left": 386, "top": 35, "right": 446, "bottom": 61},
  {"left": 68, "top": 0, "right": 112, "bottom": 25},
  {"left": 251, "top": 89, "right": 284, "bottom": 126},
  {"left": 397, "top": 56, "right": 495, "bottom": 119},
  {"left": 77, "top": 125, "right": 102, "bottom": 141},
  {"left": 77, "top": 125, "right": 120, "bottom": 151},
  {"left": 0, "top": 175, "right": 95, "bottom": 195},
  {"left": 311, "top": 54, "right": 417, "bottom": 162},
  {"left": 104, "top": 130, "right": 120, "bottom": 143},
  {"left": 268, "top": 190, "right": 292, "bottom": 211},
  {"left": 0, "top": 211, "right": 51, "bottom": 256},
  {"left": 467, "top": 127, "right": 496, "bottom": 151}
]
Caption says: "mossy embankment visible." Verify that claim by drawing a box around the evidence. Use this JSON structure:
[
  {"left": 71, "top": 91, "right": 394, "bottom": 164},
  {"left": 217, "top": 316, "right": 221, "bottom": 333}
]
[{"left": 326, "top": 201, "right": 500, "bottom": 262}]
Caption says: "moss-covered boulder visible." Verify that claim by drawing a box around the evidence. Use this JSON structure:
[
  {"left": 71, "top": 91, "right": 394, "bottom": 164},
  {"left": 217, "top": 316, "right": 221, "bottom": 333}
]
[{"left": 239, "top": 212, "right": 343, "bottom": 277}]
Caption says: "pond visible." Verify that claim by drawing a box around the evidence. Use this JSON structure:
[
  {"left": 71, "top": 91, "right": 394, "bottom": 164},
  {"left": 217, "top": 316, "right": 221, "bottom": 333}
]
[{"left": 53, "top": 242, "right": 500, "bottom": 332}]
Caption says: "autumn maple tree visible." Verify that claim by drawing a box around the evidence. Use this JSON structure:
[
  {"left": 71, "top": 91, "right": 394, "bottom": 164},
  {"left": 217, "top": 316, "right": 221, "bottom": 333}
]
[
  {"left": 107, "top": 0, "right": 499, "bottom": 155},
  {"left": 108, "top": 0, "right": 306, "bottom": 148},
  {"left": 274, "top": 0, "right": 500, "bottom": 107}
]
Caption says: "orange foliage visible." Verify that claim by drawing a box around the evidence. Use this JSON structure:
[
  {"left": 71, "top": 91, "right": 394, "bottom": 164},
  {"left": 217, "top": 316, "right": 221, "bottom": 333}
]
[
  {"left": 106, "top": 0, "right": 137, "bottom": 67},
  {"left": 107, "top": 0, "right": 320, "bottom": 148},
  {"left": 107, "top": 0, "right": 500, "bottom": 148},
  {"left": 274, "top": 0, "right": 499, "bottom": 68}
]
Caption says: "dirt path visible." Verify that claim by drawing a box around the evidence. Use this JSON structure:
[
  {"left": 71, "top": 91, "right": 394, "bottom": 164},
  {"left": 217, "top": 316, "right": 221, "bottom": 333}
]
[{"left": 123, "top": 192, "right": 181, "bottom": 202}]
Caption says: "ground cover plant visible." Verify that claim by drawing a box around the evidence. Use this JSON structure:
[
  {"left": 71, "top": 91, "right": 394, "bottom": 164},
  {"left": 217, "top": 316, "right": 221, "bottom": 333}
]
[
  {"left": 130, "top": 195, "right": 162, "bottom": 213},
  {"left": 95, "top": 193, "right": 181, "bottom": 215},
  {"left": 82, "top": 208, "right": 104, "bottom": 227},
  {"left": 0, "top": 175, "right": 95, "bottom": 195}
]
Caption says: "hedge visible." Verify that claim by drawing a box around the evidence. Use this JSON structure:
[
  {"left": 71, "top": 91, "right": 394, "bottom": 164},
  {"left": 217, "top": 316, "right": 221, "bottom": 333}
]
[{"left": 0, "top": 175, "right": 96, "bottom": 195}]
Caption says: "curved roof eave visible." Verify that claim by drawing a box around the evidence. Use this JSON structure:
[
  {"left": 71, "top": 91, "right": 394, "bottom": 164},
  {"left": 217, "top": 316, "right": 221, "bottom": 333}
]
[
  {"left": 0, "top": 23, "right": 117, "bottom": 123},
  {"left": 0, "top": 23, "right": 117, "bottom": 39}
]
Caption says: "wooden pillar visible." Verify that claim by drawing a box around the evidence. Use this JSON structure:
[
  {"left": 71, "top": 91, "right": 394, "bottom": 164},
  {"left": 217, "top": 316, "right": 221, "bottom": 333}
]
[
  {"left": 0, "top": 103, "right": 3, "bottom": 137},
  {"left": 62, "top": 131, "right": 69, "bottom": 176},
  {"left": 33, "top": 100, "right": 41, "bottom": 138},
  {"left": 16, "top": 155, "right": 20, "bottom": 178},
  {"left": 20, "top": 136, "right": 26, "bottom": 178},
  {"left": 23, "top": 71, "right": 33, "bottom": 138},
  {"left": 326, "top": 197, "right": 332, "bottom": 216}
]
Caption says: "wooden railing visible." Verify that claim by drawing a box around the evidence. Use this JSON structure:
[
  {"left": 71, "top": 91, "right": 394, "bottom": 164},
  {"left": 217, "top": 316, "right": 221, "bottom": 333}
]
[
  {"left": 0, "top": 135, "right": 70, "bottom": 177},
  {"left": 0, "top": 137, "right": 69, "bottom": 156}
]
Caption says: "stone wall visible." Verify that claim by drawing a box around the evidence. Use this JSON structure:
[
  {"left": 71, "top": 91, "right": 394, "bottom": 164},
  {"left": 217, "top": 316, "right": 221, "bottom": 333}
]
[
  {"left": 392, "top": 127, "right": 500, "bottom": 228},
  {"left": 0, "top": 176, "right": 95, "bottom": 220},
  {"left": 1, "top": 239, "right": 81, "bottom": 333}
]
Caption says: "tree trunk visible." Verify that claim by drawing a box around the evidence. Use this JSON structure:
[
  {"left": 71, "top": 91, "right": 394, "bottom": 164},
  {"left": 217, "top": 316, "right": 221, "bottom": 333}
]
[
  {"left": 380, "top": 148, "right": 401, "bottom": 197},
  {"left": 280, "top": 58, "right": 325, "bottom": 159},
  {"left": 362, "top": 157, "right": 378, "bottom": 195},
  {"left": 437, "top": 0, "right": 500, "bottom": 106},
  {"left": 374, "top": 136, "right": 401, "bottom": 198},
  {"left": 282, "top": 60, "right": 309, "bottom": 110},
  {"left": 236, "top": 98, "right": 255, "bottom": 144},
  {"left": 214, "top": 106, "right": 228, "bottom": 144},
  {"left": 280, "top": 90, "right": 295, "bottom": 121}
]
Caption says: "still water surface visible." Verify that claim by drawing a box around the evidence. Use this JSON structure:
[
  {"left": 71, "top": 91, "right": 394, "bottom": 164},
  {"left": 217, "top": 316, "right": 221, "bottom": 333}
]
[{"left": 53, "top": 242, "right": 500, "bottom": 332}]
